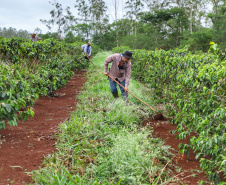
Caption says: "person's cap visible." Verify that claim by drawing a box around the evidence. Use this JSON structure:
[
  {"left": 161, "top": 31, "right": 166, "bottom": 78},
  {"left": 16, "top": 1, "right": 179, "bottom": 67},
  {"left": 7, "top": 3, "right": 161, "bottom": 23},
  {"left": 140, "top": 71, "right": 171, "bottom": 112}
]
[
  {"left": 122, "top": 50, "right": 133, "bottom": 59},
  {"left": 88, "top": 42, "right": 91, "bottom": 45},
  {"left": 31, "top": 33, "right": 36, "bottom": 36}
]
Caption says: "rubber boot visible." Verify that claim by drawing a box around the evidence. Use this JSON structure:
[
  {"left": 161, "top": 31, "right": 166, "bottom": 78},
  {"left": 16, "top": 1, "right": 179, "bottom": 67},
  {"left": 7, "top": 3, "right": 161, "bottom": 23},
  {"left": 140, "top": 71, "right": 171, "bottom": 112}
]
[
  {"left": 112, "top": 92, "right": 119, "bottom": 98},
  {"left": 121, "top": 92, "right": 129, "bottom": 104}
]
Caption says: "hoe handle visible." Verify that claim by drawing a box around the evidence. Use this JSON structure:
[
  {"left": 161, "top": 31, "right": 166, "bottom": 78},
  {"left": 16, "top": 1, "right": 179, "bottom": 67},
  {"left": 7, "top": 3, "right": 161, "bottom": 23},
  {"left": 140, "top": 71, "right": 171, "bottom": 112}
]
[
  {"left": 108, "top": 74, "right": 156, "bottom": 112},
  {"left": 83, "top": 54, "right": 95, "bottom": 66},
  {"left": 89, "top": 59, "right": 95, "bottom": 66}
]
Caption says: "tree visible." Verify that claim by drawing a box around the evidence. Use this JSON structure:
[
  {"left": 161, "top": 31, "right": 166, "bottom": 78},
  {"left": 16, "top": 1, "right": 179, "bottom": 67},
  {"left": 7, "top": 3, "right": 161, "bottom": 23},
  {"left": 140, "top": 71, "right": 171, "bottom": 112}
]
[
  {"left": 0, "top": 27, "right": 30, "bottom": 39},
  {"left": 174, "top": 0, "right": 209, "bottom": 34},
  {"left": 112, "top": 0, "right": 120, "bottom": 47},
  {"left": 180, "top": 28, "right": 214, "bottom": 52},
  {"left": 64, "top": 31, "right": 76, "bottom": 43},
  {"left": 75, "top": 0, "right": 90, "bottom": 24},
  {"left": 140, "top": 7, "right": 189, "bottom": 48},
  {"left": 40, "top": 1, "right": 77, "bottom": 39},
  {"left": 92, "top": 29, "right": 116, "bottom": 50},
  {"left": 144, "top": 0, "right": 171, "bottom": 10},
  {"left": 125, "top": 0, "right": 144, "bottom": 48},
  {"left": 74, "top": 0, "right": 91, "bottom": 40},
  {"left": 74, "top": 0, "right": 109, "bottom": 41},
  {"left": 208, "top": 0, "right": 224, "bottom": 14},
  {"left": 88, "top": 0, "right": 109, "bottom": 36},
  {"left": 207, "top": 1, "right": 226, "bottom": 49},
  {"left": 72, "top": 23, "right": 91, "bottom": 41},
  {"left": 39, "top": 32, "right": 61, "bottom": 40}
]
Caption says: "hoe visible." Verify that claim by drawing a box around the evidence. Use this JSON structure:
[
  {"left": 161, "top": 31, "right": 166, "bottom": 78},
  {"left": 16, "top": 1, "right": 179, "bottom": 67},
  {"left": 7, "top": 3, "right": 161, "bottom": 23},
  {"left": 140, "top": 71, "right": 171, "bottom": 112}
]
[
  {"left": 83, "top": 53, "right": 95, "bottom": 66},
  {"left": 108, "top": 74, "right": 164, "bottom": 120}
]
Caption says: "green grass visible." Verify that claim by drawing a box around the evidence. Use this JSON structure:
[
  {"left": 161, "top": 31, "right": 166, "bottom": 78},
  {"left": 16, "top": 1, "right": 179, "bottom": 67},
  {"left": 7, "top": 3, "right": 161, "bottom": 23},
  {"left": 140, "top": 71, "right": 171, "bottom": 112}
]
[{"left": 30, "top": 51, "right": 177, "bottom": 185}]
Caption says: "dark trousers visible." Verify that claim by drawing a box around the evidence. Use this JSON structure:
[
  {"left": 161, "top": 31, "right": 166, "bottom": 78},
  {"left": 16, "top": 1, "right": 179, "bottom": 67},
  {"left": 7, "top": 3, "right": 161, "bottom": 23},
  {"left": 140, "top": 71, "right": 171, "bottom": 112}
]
[
  {"left": 84, "top": 56, "right": 89, "bottom": 60},
  {"left": 108, "top": 77, "right": 125, "bottom": 94}
]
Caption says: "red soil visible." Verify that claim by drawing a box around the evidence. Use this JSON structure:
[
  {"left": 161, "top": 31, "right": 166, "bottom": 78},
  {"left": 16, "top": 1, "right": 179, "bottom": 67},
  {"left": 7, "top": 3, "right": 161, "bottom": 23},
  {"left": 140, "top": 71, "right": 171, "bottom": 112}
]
[
  {"left": 0, "top": 70, "right": 87, "bottom": 185},
  {"left": 143, "top": 117, "right": 211, "bottom": 184},
  {"left": 0, "top": 69, "right": 222, "bottom": 185}
]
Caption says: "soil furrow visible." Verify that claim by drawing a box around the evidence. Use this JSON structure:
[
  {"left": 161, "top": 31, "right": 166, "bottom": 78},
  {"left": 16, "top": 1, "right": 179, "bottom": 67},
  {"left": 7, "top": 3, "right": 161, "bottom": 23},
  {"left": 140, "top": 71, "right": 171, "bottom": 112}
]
[{"left": 0, "top": 70, "right": 87, "bottom": 185}]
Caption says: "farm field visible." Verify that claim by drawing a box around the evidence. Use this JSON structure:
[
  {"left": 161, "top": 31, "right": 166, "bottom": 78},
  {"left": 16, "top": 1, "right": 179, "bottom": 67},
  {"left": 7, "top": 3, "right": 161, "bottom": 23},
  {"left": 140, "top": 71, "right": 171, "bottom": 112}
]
[
  {"left": 0, "top": 0, "right": 225, "bottom": 183},
  {"left": 0, "top": 43, "right": 225, "bottom": 184},
  {"left": 0, "top": 70, "right": 87, "bottom": 184}
]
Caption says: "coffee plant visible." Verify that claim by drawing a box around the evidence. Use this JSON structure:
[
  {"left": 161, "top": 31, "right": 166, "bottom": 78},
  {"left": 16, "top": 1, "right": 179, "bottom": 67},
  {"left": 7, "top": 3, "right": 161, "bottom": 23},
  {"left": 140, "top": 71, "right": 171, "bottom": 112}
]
[
  {"left": 0, "top": 37, "right": 100, "bottom": 129},
  {"left": 113, "top": 45, "right": 226, "bottom": 184}
]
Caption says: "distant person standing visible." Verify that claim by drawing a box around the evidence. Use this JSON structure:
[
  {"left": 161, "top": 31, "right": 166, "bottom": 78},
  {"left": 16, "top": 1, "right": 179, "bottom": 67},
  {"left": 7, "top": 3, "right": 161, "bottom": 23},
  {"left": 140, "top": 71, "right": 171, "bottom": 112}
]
[
  {"left": 81, "top": 42, "right": 92, "bottom": 61},
  {"left": 31, "top": 33, "right": 41, "bottom": 42}
]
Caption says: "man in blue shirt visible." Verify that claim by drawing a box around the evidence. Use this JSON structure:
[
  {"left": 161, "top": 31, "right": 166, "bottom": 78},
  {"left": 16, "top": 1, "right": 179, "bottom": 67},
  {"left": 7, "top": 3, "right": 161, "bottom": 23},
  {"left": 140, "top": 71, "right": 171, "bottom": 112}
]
[{"left": 81, "top": 42, "right": 92, "bottom": 61}]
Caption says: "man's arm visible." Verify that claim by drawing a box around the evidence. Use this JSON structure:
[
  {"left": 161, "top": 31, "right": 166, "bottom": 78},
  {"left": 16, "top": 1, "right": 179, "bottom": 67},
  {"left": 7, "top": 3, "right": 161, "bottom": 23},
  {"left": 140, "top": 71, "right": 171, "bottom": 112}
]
[
  {"left": 104, "top": 54, "right": 116, "bottom": 76},
  {"left": 104, "top": 55, "right": 114, "bottom": 73},
  {"left": 81, "top": 45, "right": 84, "bottom": 51}
]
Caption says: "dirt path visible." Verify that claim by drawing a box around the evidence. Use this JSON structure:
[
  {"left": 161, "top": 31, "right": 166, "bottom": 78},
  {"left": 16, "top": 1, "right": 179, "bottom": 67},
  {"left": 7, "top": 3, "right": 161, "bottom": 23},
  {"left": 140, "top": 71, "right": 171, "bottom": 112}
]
[
  {"left": 143, "top": 117, "right": 211, "bottom": 184},
  {"left": 0, "top": 70, "right": 87, "bottom": 185},
  {"left": 0, "top": 68, "right": 222, "bottom": 185}
]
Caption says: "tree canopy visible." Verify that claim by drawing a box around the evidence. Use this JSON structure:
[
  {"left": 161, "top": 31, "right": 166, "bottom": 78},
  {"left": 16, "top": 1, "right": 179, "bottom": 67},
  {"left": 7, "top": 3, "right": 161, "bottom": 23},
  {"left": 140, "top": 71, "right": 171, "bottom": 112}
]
[{"left": 1, "top": 0, "right": 225, "bottom": 51}]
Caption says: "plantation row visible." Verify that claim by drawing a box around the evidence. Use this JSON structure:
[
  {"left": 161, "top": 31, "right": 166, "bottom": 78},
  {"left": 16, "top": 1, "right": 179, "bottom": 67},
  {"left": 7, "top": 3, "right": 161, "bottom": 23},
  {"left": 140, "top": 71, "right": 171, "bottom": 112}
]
[
  {"left": 0, "top": 37, "right": 100, "bottom": 129},
  {"left": 31, "top": 52, "right": 179, "bottom": 185},
  {"left": 113, "top": 45, "right": 226, "bottom": 183}
]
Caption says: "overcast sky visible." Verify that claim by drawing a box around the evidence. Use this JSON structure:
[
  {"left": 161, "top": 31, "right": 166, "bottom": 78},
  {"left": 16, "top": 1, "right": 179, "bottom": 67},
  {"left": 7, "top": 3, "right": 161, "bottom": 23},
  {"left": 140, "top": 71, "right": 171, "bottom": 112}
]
[{"left": 0, "top": 0, "right": 124, "bottom": 34}]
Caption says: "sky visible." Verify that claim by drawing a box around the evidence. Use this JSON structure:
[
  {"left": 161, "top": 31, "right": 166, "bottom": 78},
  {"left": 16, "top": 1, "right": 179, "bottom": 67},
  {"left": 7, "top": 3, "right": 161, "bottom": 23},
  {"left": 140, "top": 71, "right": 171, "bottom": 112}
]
[{"left": 0, "top": 0, "right": 124, "bottom": 34}]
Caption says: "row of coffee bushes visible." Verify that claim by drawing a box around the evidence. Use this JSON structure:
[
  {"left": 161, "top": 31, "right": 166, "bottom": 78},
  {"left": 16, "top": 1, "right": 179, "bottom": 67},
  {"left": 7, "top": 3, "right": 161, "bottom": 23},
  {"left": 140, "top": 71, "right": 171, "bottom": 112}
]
[
  {"left": 0, "top": 37, "right": 100, "bottom": 129},
  {"left": 113, "top": 46, "right": 226, "bottom": 184},
  {"left": 0, "top": 37, "right": 100, "bottom": 65}
]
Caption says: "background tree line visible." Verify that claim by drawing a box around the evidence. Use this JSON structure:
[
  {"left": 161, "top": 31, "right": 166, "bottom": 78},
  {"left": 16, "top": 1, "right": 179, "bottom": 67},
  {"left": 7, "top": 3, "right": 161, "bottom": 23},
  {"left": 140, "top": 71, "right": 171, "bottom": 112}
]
[{"left": 0, "top": 0, "right": 225, "bottom": 52}]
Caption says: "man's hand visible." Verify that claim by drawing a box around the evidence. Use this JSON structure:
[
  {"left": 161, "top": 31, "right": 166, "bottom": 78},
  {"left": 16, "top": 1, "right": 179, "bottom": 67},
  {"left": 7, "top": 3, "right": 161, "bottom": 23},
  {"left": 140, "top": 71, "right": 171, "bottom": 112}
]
[
  {"left": 124, "top": 87, "right": 129, "bottom": 92},
  {"left": 104, "top": 72, "right": 109, "bottom": 76}
]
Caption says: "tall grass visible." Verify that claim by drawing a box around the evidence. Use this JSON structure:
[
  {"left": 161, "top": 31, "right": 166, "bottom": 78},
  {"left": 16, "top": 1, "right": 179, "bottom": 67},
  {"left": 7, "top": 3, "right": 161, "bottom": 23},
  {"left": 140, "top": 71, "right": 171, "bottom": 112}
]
[{"left": 30, "top": 51, "right": 177, "bottom": 185}]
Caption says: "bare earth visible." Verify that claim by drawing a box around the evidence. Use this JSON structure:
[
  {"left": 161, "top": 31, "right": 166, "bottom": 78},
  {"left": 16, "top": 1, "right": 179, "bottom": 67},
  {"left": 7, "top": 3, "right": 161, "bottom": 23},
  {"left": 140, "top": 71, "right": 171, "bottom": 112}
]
[
  {"left": 0, "top": 69, "right": 221, "bottom": 185},
  {"left": 0, "top": 70, "right": 87, "bottom": 185}
]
